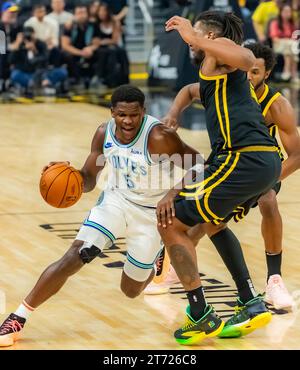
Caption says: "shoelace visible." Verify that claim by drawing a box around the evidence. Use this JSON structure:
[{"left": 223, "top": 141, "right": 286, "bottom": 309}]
[
  {"left": 234, "top": 305, "right": 245, "bottom": 314},
  {"left": 182, "top": 318, "right": 195, "bottom": 331},
  {"left": 156, "top": 254, "right": 164, "bottom": 274},
  {"left": 0, "top": 319, "right": 22, "bottom": 335}
]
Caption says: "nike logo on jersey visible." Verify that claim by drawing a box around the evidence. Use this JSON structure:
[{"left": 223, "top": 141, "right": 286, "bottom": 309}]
[{"left": 104, "top": 142, "right": 113, "bottom": 148}]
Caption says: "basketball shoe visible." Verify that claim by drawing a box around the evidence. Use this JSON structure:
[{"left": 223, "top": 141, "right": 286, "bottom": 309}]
[
  {"left": 0, "top": 313, "right": 26, "bottom": 347},
  {"left": 143, "top": 246, "right": 171, "bottom": 294},
  {"left": 175, "top": 305, "right": 224, "bottom": 345},
  {"left": 265, "top": 275, "right": 295, "bottom": 310},
  {"left": 218, "top": 295, "right": 272, "bottom": 338},
  {"left": 153, "top": 245, "right": 170, "bottom": 284},
  {"left": 144, "top": 265, "right": 180, "bottom": 295}
]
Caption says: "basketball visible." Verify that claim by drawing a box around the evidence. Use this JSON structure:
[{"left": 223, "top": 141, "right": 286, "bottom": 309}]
[{"left": 40, "top": 163, "right": 84, "bottom": 208}]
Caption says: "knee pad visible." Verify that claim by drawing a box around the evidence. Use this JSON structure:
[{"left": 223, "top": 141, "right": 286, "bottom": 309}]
[{"left": 79, "top": 242, "right": 102, "bottom": 264}]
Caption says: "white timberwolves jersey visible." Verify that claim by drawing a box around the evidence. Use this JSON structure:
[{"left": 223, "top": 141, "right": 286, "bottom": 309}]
[{"left": 103, "top": 114, "right": 174, "bottom": 207}]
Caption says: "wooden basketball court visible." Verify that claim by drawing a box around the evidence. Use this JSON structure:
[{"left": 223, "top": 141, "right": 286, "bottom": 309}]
[{"left": 0, "top": 103, "right": 299, "bottom": 350}]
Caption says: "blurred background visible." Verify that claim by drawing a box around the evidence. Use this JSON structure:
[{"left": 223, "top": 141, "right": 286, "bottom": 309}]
[{"left": 0, "top": 0, "right": 299, "bottom": 128}]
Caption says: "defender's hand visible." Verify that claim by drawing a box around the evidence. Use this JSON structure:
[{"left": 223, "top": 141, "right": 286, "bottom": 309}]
[
  {"left": 161, "top": 115, "right": 180, "bottom": 130},
  {"left": 165, "top": 16, "right": 196, "bottom": 45},
  {"left": 157, "top": 189, "right": 179, "bottom": 228}
]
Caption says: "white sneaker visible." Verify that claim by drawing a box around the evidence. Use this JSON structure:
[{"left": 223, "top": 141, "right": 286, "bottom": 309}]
[
  {"left": 265, "top": 275, "right": 295, "bottom": 310},
  {"left": 144, "top": 265, "right": 180, "bottom": 295},
  {"left": 163, "top": 265, "right": 180, "bottom": 285},
  {"left": 143, "top": 281, "right": 170, "bottom": 295}
]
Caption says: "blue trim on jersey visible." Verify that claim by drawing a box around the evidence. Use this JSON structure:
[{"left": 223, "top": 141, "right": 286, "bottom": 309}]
[
  {"left": 82, "top": 223, "right": 114, "bottom": 242},
  {"left": 127, "top": 254, "right": 154, "bottom": 269},
  {"left": 108, "top": 115, "right": 148, "bottom": 148},
  {"left": 83, "top": 215, "right": 115, "bottom": 242},
  {"left": 143, "top": 121, "right": 162, "bottom": 165},
  {"left": 126, "top": 249, "right": 162, "bottom": 270},
  {"left": 103, "top": 122, "right": 110, "bottom": 153}
]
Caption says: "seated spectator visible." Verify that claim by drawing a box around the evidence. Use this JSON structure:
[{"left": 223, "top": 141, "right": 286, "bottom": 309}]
[
  {"left": 269, "top": 3, "right": 298, "bottom": 81},
  {"left": 17, "top": 0, "right": 50, "bottom": 25},
  {"left": 0, "top": 2, "right": 22, "bottom": 91},
  {"left": 97, "top": 2, "right": 121, "bottom": 46},
  {"left": 102, "top": 0, "right": 128, "bottom": 24},
  {"left": 252, "top": 0, "right": 281, "bottom": 42},
  {"left": 9, "top": 26, "right": 67, "bottom": 95},
  {"left": 88, "top": 0, "right": 100, "bottom": 23},
  {"left": 94, "top": 3, "right": 129, "bottom": 87},
  {"left": 61, "top": 4, "right": 99, "bottom": 84},
  {"left": 46, "top": 0, "right": 73, "bottom": 28},
  {"left": 25, "top": 4, "right": 59, "bottom": 49},
  {"left": 102, "top": 0, "right": 128, "bottom": 44}
]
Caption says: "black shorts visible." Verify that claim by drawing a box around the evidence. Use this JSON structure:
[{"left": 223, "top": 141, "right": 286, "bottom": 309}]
[
  {"left": 220, "top": 181, "right": 281, "bottom": 224},
  {"left": 175, "top": 148, "right": 282, "bottom": 227}
]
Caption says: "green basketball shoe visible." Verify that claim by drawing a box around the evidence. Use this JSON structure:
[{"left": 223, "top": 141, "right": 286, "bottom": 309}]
[
  {"left": 174, "top": 305, "right": 224, "bottom": 345},
  {"left": 218, "top": 295, "right": 272, "bottom": 338}
]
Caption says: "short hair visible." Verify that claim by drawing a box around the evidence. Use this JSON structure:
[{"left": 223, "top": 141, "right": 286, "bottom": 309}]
[
  {"left": 74, "top": 4, "right": 88, "bottom": 10},
  {"left": 195, "top": 11, "right": 244, "bottom": 45},
  {"left": 111, "top": 85, "right": 145, "bottom": 108},
  {"left": 244, "top": 42, "right": 277, "bottom": 71},
  {"left": 33, "top": 4, "right": 46, "bottom": 11}
]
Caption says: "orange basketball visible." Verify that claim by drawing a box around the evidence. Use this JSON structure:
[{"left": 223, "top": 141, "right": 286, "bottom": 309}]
[{"left": 40, "top": 163, "right": 84, "bottom": 208}]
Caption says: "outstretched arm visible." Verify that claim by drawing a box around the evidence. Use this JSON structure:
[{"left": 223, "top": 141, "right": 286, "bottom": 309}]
[
  {"left": 165, "top": 16, "right": 255, "bottom": 71},
  {"left": 80, "top": 124, "right": 107, "bottom": 192},
  {"left": 270, "top": 97, "right": 300, "bottom": 181},
  {"left": 162, "top": 83, "right": 200, "bottom": 130}
]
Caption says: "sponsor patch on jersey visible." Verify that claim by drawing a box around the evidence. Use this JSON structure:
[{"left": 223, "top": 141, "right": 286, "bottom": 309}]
[{"left": 131, "top": 148, "right": 142, "bottom": 155}]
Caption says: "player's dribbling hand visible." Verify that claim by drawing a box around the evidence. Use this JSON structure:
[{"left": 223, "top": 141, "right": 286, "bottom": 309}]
[
  {"left": 161, "top": 115, "right": 180, "bottom": 130},
  {"left": 156, "top": 189, "right": 179, "bottom": 228},
  {"left": 42, "top": 161, "right": 70, "bottom": 174},
  {"left": 165, "top": 16, "right": 196, "bottom": 45}
]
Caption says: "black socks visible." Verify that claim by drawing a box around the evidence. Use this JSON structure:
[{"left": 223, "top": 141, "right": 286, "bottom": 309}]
[{"left": 210, "top": 228, "right": 257, "bottom": 303}]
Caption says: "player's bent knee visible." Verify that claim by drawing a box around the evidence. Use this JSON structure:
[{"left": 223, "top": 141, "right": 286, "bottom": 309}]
[
  {"left": 258, "top": 191, "right": 278, "bottom": 216},
  {"left": 157, "top": 218, "right": 184, "bottom": 241},
  {"left": 120, "top": 281, "right": 142, "bottom": 299},
  {"left": 121, "top": 286, "right": 141, "bottom": 299},
  {"left": 78, "top": 242, "right": 102, "bottom": 264}
]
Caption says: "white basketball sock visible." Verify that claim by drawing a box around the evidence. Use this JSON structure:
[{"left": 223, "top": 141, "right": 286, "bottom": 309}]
[{"left": 14, "top": 300, "right": 35, "bottom": 320}]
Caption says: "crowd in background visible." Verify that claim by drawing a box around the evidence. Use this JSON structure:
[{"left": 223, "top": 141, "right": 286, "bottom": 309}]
[
  {"left": 0, "top": 0, "right": 299, "bottom": 98},
  {"left": 160, "top": 0, "right": 299, "bottom": 84},
  {"left": 246, "top": 0, "right": 299, "bottom": 82},
  {"left": 0, "top": 0, "right": 129, "bottom": 97}
]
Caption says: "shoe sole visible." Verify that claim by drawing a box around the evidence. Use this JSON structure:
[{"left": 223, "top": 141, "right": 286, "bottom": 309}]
[
  {"left": 218, "top": 312, "right": 272, "bottom": 338},
  {"left": 264, "top": 298, "right": 294, "bottom": 311},
  {"left": 143, "top": 287, "right": 169, "bottom": 295},
  {"left": 175, "top": 321, "right": 225, "bottom": 346},
  {"left": 0, "top": 332, "right": 20, "bottom": 347}
]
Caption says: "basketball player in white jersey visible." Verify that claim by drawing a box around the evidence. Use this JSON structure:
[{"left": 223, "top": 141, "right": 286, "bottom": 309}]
[{"left": 0, "top": 85, "right": 202, "bottom": 347}]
